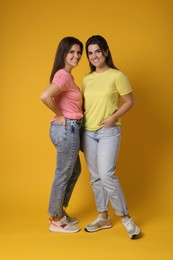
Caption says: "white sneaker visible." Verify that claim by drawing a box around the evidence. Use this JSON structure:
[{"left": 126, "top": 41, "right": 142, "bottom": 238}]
[
  {"left": 122, "top": 217, "right": 140, "bottom": 239},
  {"left": 85, "top": 214, "right": 112, "bottom": 232},
  {"left": 49, "top": 216, "right": 80, "bottom": 233}
]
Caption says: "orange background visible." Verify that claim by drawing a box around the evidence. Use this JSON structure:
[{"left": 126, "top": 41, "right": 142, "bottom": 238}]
[{"left": 0, "top": 0, "right": 173, "bottom": 259}]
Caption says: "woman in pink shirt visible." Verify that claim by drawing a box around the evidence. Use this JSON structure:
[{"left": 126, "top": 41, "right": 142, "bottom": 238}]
[{"left": 40, "top": 37, "right": 83, "bottom": 233}]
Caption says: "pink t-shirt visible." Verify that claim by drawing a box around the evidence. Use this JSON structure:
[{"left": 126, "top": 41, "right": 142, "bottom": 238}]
[{"left": 52, "top": 69, "right": 83, "bottom": 121}]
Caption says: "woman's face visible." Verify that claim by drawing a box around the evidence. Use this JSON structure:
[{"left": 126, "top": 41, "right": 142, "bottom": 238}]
[
  {"left": 87, "top": 44, "right": 107, "bottom": 69},
  {"left": 65, "top": 44, "right": 82, "bottom": 71}
]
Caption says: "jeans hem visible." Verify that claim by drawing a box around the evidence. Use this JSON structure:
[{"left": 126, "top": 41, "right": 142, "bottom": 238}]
[{"left": 48, "top": 211, "right": 64, "bottom": 217}]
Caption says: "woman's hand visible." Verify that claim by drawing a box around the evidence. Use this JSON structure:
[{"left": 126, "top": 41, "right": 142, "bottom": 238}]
[
  {"left": 55, "top": 115, "right": 66, "bottom": 127},
  {"left": 99, "top": 116, "right": 117, "bottom": 127},
  {"left": 99, "top": 92, "right": 134, "bottom": 127}
]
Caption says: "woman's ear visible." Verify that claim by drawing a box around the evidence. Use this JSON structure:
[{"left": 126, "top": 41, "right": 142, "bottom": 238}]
[{"left": 104, "top": 49, "right": 109, "bottom": 57}]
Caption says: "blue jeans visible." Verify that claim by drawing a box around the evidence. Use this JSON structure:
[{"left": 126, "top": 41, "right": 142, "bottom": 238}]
[
  {"left": 82, "top": 126, "right": 128, "bottom": 216},
  {"left": 48, "top": 118, "right": 82, "bottom": 217}
]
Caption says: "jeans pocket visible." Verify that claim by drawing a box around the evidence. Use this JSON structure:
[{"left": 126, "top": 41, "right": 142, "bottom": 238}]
[{"left": 49, "top": 123, "right": 67, "bottom": 146}]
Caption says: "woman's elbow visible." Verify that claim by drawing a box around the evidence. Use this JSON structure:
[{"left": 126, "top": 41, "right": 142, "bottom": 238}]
[{"left": 40, "top": 92, "right": 49, "bottom": 104}]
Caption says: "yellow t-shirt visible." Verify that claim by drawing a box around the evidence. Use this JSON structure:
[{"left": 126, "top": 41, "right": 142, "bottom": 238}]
[{"left": 82, "top": 68, "right": 132, "bottom": 131}]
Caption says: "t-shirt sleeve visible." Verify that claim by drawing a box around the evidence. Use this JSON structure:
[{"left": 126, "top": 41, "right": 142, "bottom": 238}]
[
  {"left": 52, "top": 71, "right": 70, "bottom": 91},
  {"left": 116, "top": 71, "right": 132, "bottom": 95}
]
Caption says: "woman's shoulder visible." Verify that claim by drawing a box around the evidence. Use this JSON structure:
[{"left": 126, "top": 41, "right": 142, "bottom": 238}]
[
  {"left": 109, "top": 68, "right": 123, "bottom": 75},
  {"left": 82, "top": 72, "right": 94, "bottom": 83},
  {"left": 83, "top": 71, "right": 93, "bottom": 78},
  {"left": 109, "top": 68, "right": 128, "bottom": 80},
  {"left": 52, "top": 69, "right": 72, "bottom": 86},
  {"left": 54, "top": 69, "right": 72, "bottom": 78}
]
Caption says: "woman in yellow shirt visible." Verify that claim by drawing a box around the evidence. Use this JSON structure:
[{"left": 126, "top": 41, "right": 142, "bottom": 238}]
[{"left": 82, "top": 35, "right": 141, "bottom": 239}]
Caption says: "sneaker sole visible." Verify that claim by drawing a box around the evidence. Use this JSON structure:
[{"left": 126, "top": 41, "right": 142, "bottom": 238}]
[
  {"left": 49, "top": 226, "right": 80, "bottom": 233},
  {"left": 84, "top": 223, "right": 112, "bottom": 233},
  {"left": 130, "top": 227, "right": 141, "bottom": 239}
]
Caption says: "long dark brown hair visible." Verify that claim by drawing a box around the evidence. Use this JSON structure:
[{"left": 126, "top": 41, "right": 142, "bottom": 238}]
[
  {"left": 50, "top": 36, "right": 83, "bottom": 83},
  {"left": 85, "top": 35, "right": 118, "bottom": 72}
]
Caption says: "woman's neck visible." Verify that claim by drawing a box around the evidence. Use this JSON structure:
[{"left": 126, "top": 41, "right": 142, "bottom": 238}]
[{"left": 95, "top": 65, "right": 110, "bottom": 73}]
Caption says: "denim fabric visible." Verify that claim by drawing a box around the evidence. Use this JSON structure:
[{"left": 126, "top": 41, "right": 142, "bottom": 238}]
[
  {"left": 48, "top": 118, "right": 82, "bottom": 216},
  {"left": 82, "top": 126, "right": 128, "bottom": 216}
]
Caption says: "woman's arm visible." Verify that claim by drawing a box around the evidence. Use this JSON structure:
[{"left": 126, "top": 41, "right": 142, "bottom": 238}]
[
  {"left": 40, "top": 83, "right": 65, "bottom": 125},
  {"left": 99, "top": 92, "right": 134, "bottom": 127}
]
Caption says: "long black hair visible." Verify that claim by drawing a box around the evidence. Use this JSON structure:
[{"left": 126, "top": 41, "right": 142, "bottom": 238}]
[
  {"left": 85, "top": 35, "right": 118, "bottom": 72},
  {"left": 50, "top": 36, "right": 83, "bottom": 83}
]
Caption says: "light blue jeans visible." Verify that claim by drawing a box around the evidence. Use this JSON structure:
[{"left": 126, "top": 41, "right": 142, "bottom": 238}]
[
  {"left": 48, "top": 118, "right": 82, "bottom": 217},
  {"left": 82, "top": 126, "right": 128, "bottom": 216}
]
